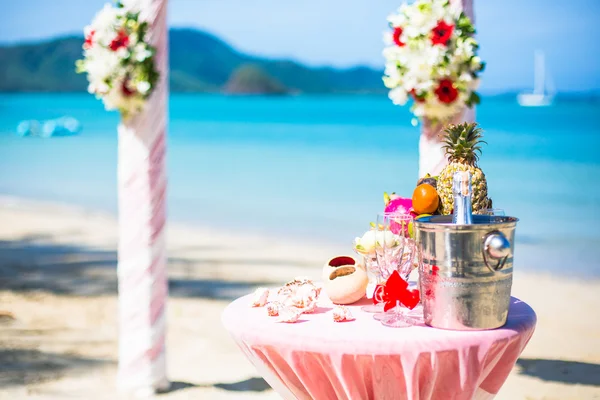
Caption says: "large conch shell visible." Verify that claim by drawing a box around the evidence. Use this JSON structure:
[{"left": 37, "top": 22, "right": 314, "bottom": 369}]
[{"left": 322, "top": 255, "right": 368, "bottom": 305}]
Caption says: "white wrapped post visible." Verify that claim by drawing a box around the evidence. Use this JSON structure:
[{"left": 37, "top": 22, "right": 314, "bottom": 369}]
[
  {"left": 116, "top": 0, "right": 170, "bottom": 395},
  {"left": 418, "top": 0, "right": 476, "bottom": 178},
  {"left": 419, "top": 107, "right": 475, "bottom": 177}
]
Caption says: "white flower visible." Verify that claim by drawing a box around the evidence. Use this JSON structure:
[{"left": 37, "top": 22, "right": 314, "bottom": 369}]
[
  {"left": 375, "top": 230, "right": 400, "bottom": 248},
  {"left": 134, "top": 46, "right": 153, "bottom": 62},
  {"left": 116, "top": 47, "right": 130, "bottom": 59},
  {"left": 121, "top": 0, "right": 154, "bottom": 21},
  {"left": 459, "top": 72, "right": 473, "bottom": 83},
  {"left": 389, "top": 87, "right": 408, "bottom": 106},
  {"left": 449, "top": 0, "right": 464, "bottom": 18},
  {"left": 387, "top": 12, "right": 407, "bottom": 28},
  {"left": 354, "top": 230, "right": 378, "bottom": 255},
  {"left": 83, "top": 47, "right": 120, "bottom": 82},
  {"left": 137, "top": 81, "right": 151, "bottom": 94},
  {"left": 89, "top": 4, "right": 122, "bottom": 41},
  {"left": 471, "top": 56, "right": 482, "bottom": 70},
  {"left": 455, "top": 38, "right": 475, "bottom": 61}
]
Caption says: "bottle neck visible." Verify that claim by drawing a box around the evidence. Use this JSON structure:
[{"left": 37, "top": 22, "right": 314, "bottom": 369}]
[
  {"left": 453, "top": 193, "right": 473, "bottom": 224},
  {"left": 452, "top": 171, "right": 473, "bottom": 225}
]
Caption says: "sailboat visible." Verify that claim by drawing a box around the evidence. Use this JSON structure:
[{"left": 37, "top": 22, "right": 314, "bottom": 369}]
[{"left": 517, "top": 50, "right": 555, "bottom": 107}]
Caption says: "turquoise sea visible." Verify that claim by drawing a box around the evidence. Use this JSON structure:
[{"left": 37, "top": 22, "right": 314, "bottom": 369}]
[{"left": 0, "top": 94, "right": 599, "bottom": 277}]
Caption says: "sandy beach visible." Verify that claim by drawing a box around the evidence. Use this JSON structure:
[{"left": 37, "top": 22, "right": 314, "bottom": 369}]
[{"left": 0, "top": 196, "right": 599, "bottom": 400}]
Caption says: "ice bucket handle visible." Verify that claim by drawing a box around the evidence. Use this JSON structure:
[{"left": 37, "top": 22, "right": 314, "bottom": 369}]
[{"left": 482, "top": 230, "right": 511, "bottom": 272}]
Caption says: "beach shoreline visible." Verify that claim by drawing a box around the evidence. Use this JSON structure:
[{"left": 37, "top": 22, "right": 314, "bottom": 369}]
[{"left": 0, "top": 196, "right": 599, "bottom": 399}]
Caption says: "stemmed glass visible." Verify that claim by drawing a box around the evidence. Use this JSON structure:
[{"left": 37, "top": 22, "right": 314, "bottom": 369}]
[
  {"left": 373, "top": 212, "right": 420, "bottom": 327},
  {"left": 359, "top": 255, "right": 385, "bottom": 313},
  {"left": 481, "top": 208, "right": 505, "bottom": 216}
]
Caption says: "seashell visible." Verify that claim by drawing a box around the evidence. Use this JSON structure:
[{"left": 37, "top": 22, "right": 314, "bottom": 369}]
[
  {"left": 251, "top": 287, "right": 269, "bottom": 307},
  {"left": 291, "top": 276, "right": 314, "bottom": 285},
  {"left": 276, "top": 307, "right": 302, "bottom": 323},
  {"left": 266, "top": 301, "right": 283, "bottom": 316},
  {"left": 295, "top": 298, "right": 318, "bottom": 314},
  {"left": 277, "top": 278, "right": 321, "bottom": 309},
  {"left": 322, "top": 256, "right": 368, "bottom": 305},
  {"left": 332, "top": 305, "right": 355, "bottom": 322}
]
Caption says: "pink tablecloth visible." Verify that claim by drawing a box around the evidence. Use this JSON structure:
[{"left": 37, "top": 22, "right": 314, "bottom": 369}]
[{"left": 222, "top": 293, "right": 536, "bottom": 400}]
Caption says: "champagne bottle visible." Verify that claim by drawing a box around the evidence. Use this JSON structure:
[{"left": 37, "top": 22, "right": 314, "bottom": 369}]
[{"left": 452, "top": 171, "right": 473, "bottom": 224}]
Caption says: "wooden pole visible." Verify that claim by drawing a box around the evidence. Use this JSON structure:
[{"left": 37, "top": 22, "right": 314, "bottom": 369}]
[
  {"left": 418, "top": 0, "right": 476, "bottom": 178},
  {"left": 116, "top": 0, "right": 170, "bottom": 395}
]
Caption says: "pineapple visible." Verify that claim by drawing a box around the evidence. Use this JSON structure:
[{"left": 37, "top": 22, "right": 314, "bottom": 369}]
[{"left": 437, "top": 122, "right": 492, "bottom": 215}]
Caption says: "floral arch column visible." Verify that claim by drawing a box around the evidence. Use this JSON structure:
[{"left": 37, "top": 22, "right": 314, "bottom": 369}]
[
  {"left": 77, "top": 0, "right": 170, "bottom": 395},
  {"left": 419, "top": 0, "right": 476, "bottom": 178},
  {"left": 382, "top": 0, "right": 483, "bottom": 179}
]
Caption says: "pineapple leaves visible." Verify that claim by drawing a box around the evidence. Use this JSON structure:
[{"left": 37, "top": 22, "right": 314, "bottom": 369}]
[{"left": 440, "top": 122, "right": 486, "bottom": 165}]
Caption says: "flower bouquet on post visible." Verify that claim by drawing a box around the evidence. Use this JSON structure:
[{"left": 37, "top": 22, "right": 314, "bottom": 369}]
[
  {"left": 76, "top": 1, "right": 159, "bottom": 119},
  {"left": 382, "top": 0, "right": 485, "bottom": 177}
]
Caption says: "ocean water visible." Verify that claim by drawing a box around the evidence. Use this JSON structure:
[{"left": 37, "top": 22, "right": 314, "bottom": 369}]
[{"left": 0, "top": 93, "right": 599, "bottom": 277}]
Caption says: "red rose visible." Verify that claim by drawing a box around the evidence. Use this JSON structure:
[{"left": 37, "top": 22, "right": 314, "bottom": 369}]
[
  {"left": 109, "top": 29, "right": 130, "bottom": 51},
  {"left": 84, "top": 30, "right": 95, "bottom": 49},
  {"left": 430, "top": 20, "right": 454, "bottom": 46},
  {"left": 434, "top": 79, "right": 458, "bottom": 104},
  {"left": 392, "top": 27, "right": 405, "bottom": 47}
]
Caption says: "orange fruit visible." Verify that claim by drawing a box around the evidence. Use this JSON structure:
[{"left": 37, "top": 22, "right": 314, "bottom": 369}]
[{"left": 412, "top": 184, "right": 440, "bottom": 215}]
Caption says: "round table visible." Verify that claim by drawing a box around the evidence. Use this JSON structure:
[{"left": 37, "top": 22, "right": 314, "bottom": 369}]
[{"left": 222, "top": 292, "right": 536, "bottom": 400}]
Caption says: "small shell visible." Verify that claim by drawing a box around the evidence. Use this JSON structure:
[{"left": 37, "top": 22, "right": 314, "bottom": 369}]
[
  {"left": 266, "top": 302, "right": 283, "bottom": 316},
  {"left": 277, "top": 307, "right": 302, "bottom": 323},
  {"left": 332, "top": 305, "right": 355, "bottom": 322},
  {"left": 297, "top": 299, "right": 317, "bottom": 314},
  {"left": 251, "top": 287, "right": 270, "bottom": 307}
]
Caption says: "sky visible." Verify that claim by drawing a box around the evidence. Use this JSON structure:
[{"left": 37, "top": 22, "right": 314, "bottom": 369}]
[{"left": 1, "top": 0, "right": 599, "bottom": 93}]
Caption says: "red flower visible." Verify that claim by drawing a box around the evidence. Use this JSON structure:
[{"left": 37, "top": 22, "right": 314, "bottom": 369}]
[
  {"left": 392, "top": 27, "right": 405, "bottom": 47},
  {"left": 84, "top": 30, "right": 95, "bottom": 49},
  {"left": 435, "top": 79, "right": 458, "bottom": 104},
  {"left": 109, "top": 29, "right": 130, "bottom": 51},
  {"left": 410, "top": 89, "right": 425, "bottom": 103},
  {"left": 121, "top": 79, "right": 135, "bottom": 97},
  {"left": 430, "top": 20, "right": 454, "bottom": 46}
]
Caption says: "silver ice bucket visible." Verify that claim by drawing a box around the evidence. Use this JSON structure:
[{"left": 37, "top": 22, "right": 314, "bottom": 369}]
[{"left": 414, "top": 215, "right": 519, "bottom": 331}]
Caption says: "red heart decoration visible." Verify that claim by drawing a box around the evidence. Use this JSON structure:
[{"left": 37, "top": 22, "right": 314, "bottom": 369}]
[{"left": 373, "top": 284, "right": 386, "bottom": 305}]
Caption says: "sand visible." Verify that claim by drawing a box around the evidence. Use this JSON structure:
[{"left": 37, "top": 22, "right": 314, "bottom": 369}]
[{"left": 0, "top": 196, "right": 599, "bottom": 400}]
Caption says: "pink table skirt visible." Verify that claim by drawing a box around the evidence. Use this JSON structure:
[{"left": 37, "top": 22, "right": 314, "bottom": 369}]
[{"left": 222, "top": 293, "right": 536, "bottom": 400}]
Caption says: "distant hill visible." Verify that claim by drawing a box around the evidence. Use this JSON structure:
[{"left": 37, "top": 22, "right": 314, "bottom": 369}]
[{"left": 0, "top": 28, "right": 386, "bottom": 94}]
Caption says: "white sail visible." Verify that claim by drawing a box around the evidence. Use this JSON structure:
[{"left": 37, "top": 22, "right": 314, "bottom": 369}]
[{"left": 518, "top": 50, "right": 554, "bottom": 107}]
